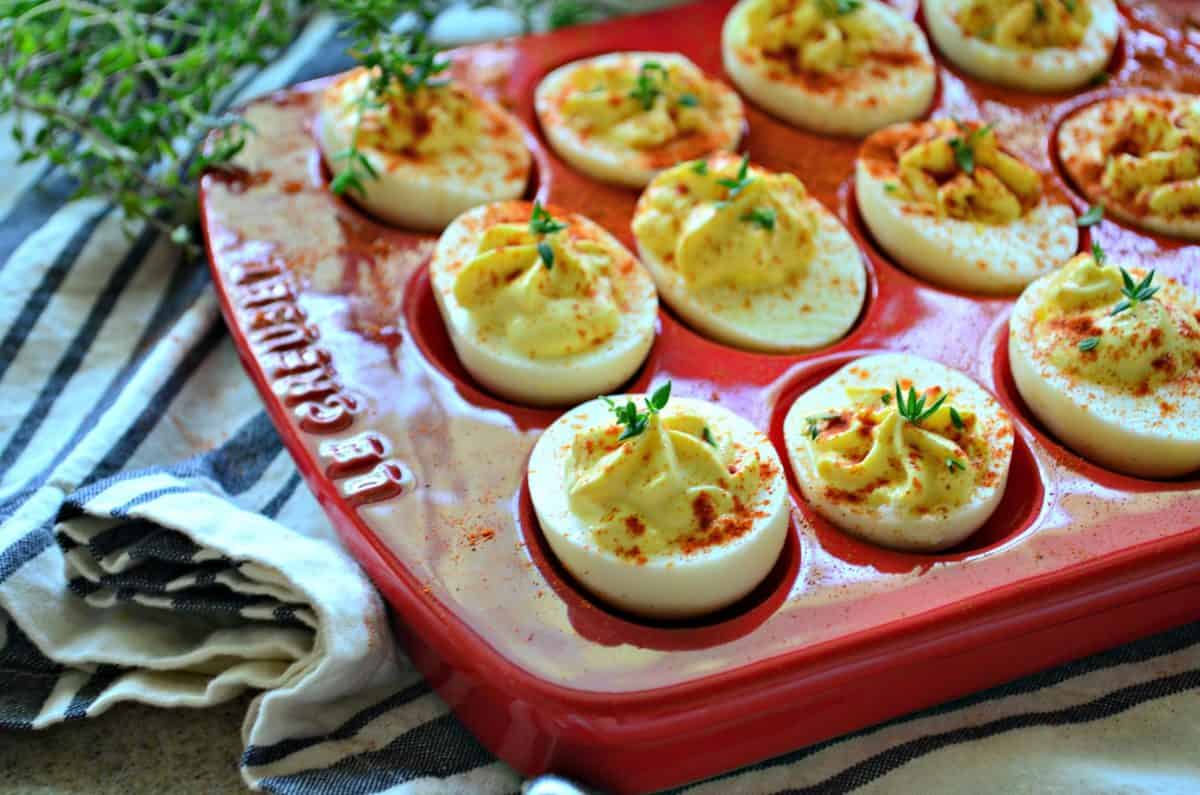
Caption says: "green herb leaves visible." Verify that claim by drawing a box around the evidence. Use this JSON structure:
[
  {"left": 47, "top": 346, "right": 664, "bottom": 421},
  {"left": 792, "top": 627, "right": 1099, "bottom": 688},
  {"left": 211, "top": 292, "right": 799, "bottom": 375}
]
[
  {"left": 691, "top": 159, "right": 709, "bottom": 175},
  {"left": 1110, "top": 268, "right": 1159, "bottom": 316},
  {"left": 716, "top": 153, "right": 754, "bottom": 199},
  {"left": 946, "top": 457, "right": 966, "bottom": 473},
  {"left": 5, "top": 0, "right": 591, "bottom": 248},
  {"left": 629, "top": 61, "right": 668, "bottom": 111},
  {"left": 1077, "top": 203, "right": 1104, "bottom": 227},
  {"left": 647, "top": 381, "right": 672, "bottom": 411},
  {"left": 702, "top": 426, "right": 717, "bottom": 447},
  {"left": 948, "top": 121, "right": 993, "bottom": 176},
  {"left": 1091, "top": 240, "right": 1107, "bottom": 266},
  {"left": 2, "top": 0, "right": 306, "bottom": 247},
  {"left": 678, "top": 93, "right": 700, "bottom": 108},
  {"left": 740, "top": 207, "right": 776, "bottom": 231},
  {"left": 1078, "top": 336, "right": 1101, "bottom": 352},
  {"left": 805, "top": 412, "right": 839, "bottom": 440},
  {"left": 330, "top": 23, "right": 452, "bottom": 198},
  {"left": 894, "top": 382, "right": 949, "bottom": 425},
  {"left": 530, "top": 200, "right": 567, "bottom": 235},
  {"left": 817, "top": 0, "right": 862, "bottom": 16},
  {"left": 529, "top": 201, "right": 566, "bottom": 268},
  {"left": 605, "top": 382, "right": 672, "bottom": 441},
  {"left": 949, "top": 406, "right": 965, "bottom": 430}
]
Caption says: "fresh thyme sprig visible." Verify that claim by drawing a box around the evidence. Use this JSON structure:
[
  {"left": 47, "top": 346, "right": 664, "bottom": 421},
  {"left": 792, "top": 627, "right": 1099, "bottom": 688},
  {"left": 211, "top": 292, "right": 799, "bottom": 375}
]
[
  {"left": 948, "top": 120, "right": 993, "bottom": 176},
  {"left": 1110, "top": 268, "right": 1159, "bottom": 316},
  {"left": 1078, "top": 336, "right": 1101, "bottom": 352},
  {"left": 628, "top": 61, "right": 667, "bottom": 111},
  {"left": 894, "top": 382, "right": 949, "bottom": 425},
  {"left": 690, "top": 159, "right": 709, "bottom": 175},
  {"left": 805, "top": 412, "right": 839, "bottom": 440},
  {"left": 325, "top": 9, "right": 452, "bottom": 199},
  {"left": 530, "top": 200, "right": 566, "bottom": 235},
  {"left": 740, "top": 207, "right": 776, "bottom": 231},
  {"left": 716, "top": 153, "right": 753, "bottom": 200},
  {"left": 1091, "top": 240, "right": 1107, "bottom": 265},
  {"left": 1077, "top": 203, "right": 1104, "bottom": 227},
  {"left": 3, "top": 0, "right": 603, "bottom": 250},
  {"left": 817, "top": 0, "right": 861, "bottom": 16},
  {"left": 605, "top": 381, "right": 671, "bottom": 441},
  {"left": 1, "top": 0, "right": 310, "bottom": 247},
  {"left": 529, "top": 200, "right": 566, "bottom": 268}
]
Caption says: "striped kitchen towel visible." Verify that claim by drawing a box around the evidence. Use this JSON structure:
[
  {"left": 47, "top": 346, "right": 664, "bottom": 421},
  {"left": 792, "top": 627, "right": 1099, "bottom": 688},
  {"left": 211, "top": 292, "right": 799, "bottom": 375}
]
[{"left": 2, "top": 6, "right": 1200, "bottom": 795}]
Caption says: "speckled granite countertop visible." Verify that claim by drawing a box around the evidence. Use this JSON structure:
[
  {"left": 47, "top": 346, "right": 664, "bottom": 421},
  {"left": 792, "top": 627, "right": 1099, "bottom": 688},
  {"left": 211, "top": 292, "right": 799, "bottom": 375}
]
[{"left": 0, "top": 697, "right": 252, "bottom": 795}]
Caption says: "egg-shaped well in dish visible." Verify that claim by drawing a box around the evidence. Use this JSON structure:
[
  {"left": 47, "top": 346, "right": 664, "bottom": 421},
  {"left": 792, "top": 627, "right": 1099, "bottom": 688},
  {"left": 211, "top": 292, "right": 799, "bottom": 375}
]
[
  {"left": 528, "top": 384, "right": 790, "bottom": 618},
  {"left": 1058, "top": 93, "right": 1200, "bottom": 241},
  {"left": 856, "top": 118, "right": 1078, "bottom": 293},
  {"left": 922, "top": 0, "right": 1119, "bottom": 93},
  {"left": 1009, "top": 246, "right": 1200, "bottom": 478},
  {"left": 721, "top": 0, "right": 936, "bottom": 137},
  {"left": 429, "top": 200, "right": 657, "bottom": 406},
  {"left": 632, "top": 152, "right": 867, "bottom": 352},
  {"left": 783, "top": 353, "right": 1014, "bottom": 551},
  {"left": 534, "top": 52, "right": 745, "bottom": 188},
  {"left": 317, "top": 66, "right": 531, "bottom": 231}
]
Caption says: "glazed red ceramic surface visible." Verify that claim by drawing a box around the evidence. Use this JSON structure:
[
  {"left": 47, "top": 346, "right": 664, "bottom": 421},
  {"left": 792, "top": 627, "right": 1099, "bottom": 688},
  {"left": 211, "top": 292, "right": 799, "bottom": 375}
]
[{"left": 200, "top": 2, "right": 1200, "bottom": 792}]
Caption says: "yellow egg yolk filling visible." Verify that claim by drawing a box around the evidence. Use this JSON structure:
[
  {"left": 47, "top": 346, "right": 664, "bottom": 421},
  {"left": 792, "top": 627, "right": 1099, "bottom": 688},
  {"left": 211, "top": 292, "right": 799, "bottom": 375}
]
[
  {"left": 745, "top": 0, "right": 889, "bottom": 75},
  {"left": 1035, "top": 253, "right": 1200, "bottom": 392},
  {"left": 566, "top": 411, "right": 771, "bottom": 561},
  {"left": 558, "top": 62, "right": 717, "bottom": 150},
  {"left": 453, "top": 224, "right": 620, "bottom": 358},
  {"left": 891, "top": 122, "right": 1042, "bottom": 224},
  {"left": 1101, "top": 102, "right": 1200, "bottom": 218},
  {"left": 333, "top": 70, "right": 481, "bottom": 157},
  {"left": 634, "top": 159, "right": 818, "bottom": 290},
  {"left": 802, "top": 387, "right": 990, "bottom": 515},
  {"left": 957, "top": 0, "right": 1090, "bottom": 49}
]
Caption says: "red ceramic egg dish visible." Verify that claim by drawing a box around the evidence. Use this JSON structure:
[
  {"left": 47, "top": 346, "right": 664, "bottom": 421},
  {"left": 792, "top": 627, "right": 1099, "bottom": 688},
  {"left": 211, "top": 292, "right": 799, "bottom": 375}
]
[{"left": 199, "top": 2, "right": 1200, "bottom": 792}]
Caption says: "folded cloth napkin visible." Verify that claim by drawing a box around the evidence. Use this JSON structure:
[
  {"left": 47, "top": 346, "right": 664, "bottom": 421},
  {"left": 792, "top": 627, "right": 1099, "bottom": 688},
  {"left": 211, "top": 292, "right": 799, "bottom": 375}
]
[{"left": 2, "top": 7, "right": 1200, "bottom": 795}]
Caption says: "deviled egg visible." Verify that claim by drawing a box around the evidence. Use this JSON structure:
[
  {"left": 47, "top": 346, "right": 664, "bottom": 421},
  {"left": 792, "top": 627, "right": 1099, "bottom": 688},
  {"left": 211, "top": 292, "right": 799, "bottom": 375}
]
[
  {"left": 856, "top": 118, "right": 1077, "bottom": 293},
  {"left": 922, "top": 0, "right": 1119, "bottom": 93},
  {"left": 633, "top": 152, "right": 867, "bottom": 352},
  {"left": 318, "top": 66, "right": 531, "bottom": 231},
  {"left": 721, "top": 0, "right": 936, "bottom": 137},
  {"left": 1009, "top": 246, "right": 1200, "bottom": 478},
  {"left": 528, "top": 384, "right": 790, "bottom": 618},
  {"left": 784, "top": 353, "right": 1014, "bottom": 551},
  {"left": 534, "top": 52, "right": 745, "bottom": 188},
  {"left": 429, "top": 200, "right": 657, "bottom": 406},
  {"left": 1058, "top": 93, "right": 1200, "bottom": 240}
]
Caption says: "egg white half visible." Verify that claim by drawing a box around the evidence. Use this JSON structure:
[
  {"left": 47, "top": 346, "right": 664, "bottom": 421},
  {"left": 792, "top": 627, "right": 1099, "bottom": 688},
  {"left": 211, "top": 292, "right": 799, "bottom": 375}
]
[
  {"left": 634, "top": 155, "right": 868, "bottom": 353},
  {"left": 721, "top": 0, "right": 937, "bottom": 137},
  {"left": 1009, "top": 269, "right": 1200, "bottom": 478},
  {"left": 784, "top": 353, "right": 1014, "bottom": 551},
  {"left": 429, "top": 201, "right": 658, "bottom": 406},
  {"left": 528, "top": 396, "right": 790, "bottom": 618},
  {"left": 317, "top": 68, "right": 531, "bottom": 231},
  {"left": 1057, "top": 93, "right": 1200, "bottom": 241},
  {"left": 922, "top": 0, "right": 1119, "bottom": 93},
  {"left": 534, "top": 52, "right": 745, "bottom": 188},
  {"left": 856, "top": 121, "right": 1078, "bottom": 294}
]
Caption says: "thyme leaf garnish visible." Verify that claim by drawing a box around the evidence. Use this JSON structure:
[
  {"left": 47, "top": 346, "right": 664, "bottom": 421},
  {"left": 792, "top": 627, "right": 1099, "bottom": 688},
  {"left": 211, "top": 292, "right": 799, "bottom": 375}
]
[{"left": 605, "top": 381, "right": 671, "bottom": 441}]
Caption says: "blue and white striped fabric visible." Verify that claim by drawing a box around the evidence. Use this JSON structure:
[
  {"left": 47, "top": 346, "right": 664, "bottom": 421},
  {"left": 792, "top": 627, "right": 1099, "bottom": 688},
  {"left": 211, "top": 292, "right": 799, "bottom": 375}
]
[{"left": 2, "top": 7, "right": 1200, "bottom": 795}]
